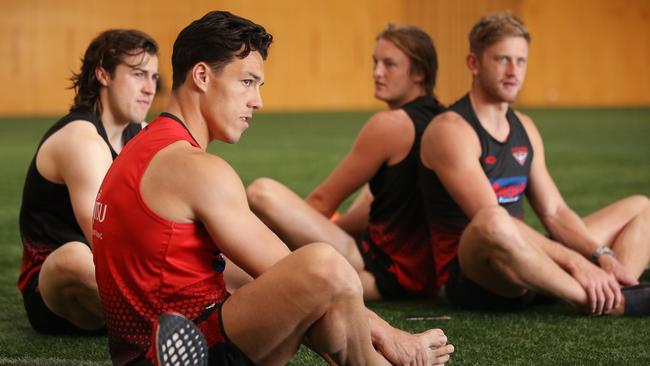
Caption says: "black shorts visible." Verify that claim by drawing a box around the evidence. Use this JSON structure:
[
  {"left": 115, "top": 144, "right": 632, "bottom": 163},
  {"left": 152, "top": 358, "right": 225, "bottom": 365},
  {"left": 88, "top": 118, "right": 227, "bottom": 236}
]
[
  {"left": 445, "top": 257, "right": 555, "bottom": 311},
  {"left": 130, "top": 303, "right": 255, "bottom": 366},
  {"left": 198, "top": 303, "right": 255, "bottom": 366},
  {"left": 207, "top": 343, "right": 255, "bottom": 366},
  {"left": 357, "top": 238, "right": 419, "bottom": 300},
  {"left": 22, "top": 274, "right": 105, "bottom": 335}
]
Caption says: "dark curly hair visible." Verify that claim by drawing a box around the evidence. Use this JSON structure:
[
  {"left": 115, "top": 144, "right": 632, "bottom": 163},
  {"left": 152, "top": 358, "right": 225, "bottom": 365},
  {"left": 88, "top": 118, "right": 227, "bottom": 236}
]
[
  {"left": 69, "top": 29, "right": 158, "bottom": 113},
  {"left": 171, "top": 11, "right": 273, "bottom": 90}
]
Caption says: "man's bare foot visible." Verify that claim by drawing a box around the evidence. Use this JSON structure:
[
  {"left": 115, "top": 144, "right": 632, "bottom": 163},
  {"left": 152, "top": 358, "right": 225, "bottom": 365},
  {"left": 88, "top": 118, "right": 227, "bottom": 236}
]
[
  {"left": 419, "top": 329, "right": 454, "bottom": 365},
  {"left": 375, "top": 327, "right": 453, "bottom": 365}
]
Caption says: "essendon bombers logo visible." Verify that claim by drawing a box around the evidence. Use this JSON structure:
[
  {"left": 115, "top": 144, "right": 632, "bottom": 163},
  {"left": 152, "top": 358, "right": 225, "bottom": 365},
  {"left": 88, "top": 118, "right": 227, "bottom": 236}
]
[{"left": 511, "top": 146, "right": 528, "bottom": 166}]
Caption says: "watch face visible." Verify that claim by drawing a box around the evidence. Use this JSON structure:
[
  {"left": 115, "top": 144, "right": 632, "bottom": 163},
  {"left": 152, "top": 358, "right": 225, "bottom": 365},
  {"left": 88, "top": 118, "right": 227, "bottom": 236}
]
[
  {"left": 592, "top": 247, "right": 614, "bottom": 263},
  {"left": 597, "top": 247, "right": 613, "bottom": 255}
]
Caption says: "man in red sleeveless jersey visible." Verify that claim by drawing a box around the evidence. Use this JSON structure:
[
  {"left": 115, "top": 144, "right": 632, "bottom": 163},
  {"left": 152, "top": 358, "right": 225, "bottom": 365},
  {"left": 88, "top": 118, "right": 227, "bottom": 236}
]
[
  {"left": 419, "top": 11, "right": 650, "bottom": 316},
  {"left": 93, "top": 11, "right": 453, "bottom": 366}
]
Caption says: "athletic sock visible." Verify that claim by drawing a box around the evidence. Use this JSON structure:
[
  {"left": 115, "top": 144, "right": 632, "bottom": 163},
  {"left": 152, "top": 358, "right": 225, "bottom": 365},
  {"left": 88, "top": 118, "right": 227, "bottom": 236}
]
[
  {"left": 622, "top": 283, "right": 650, "bottom": 316},
  {"left": 155, "top": 312, "right": 208, "bottom": 366}
]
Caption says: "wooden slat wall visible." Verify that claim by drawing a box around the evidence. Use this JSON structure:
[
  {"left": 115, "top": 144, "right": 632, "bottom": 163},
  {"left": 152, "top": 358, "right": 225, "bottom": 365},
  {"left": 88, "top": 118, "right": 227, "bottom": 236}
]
[
  {"left": 1, "top": 0, "right": 648, "bottom": 116},
  {"left": 520, "top": 0, "right": 650, "bottom": 106}
]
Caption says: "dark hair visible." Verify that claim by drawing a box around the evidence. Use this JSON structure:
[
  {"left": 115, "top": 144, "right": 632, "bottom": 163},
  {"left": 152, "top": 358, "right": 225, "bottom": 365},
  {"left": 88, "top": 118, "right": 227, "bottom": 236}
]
[
  {"left": 377, "top": 24, "right": 438, "bottom": 96},
  {"left": 69, "top": 29, "right": 158, "bottom": 113},
  {"left": 171, "top": 11, "right": 273, "bottom": 90},
  {"left": 469, "top": 11, "right": 531, "bottom": 56}
]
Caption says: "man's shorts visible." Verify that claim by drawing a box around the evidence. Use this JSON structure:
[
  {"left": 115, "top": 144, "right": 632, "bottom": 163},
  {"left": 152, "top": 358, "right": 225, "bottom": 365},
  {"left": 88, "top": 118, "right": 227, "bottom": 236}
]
[
  {"left": 22, "top": 274, "right": 105, "bottom": 335},
  {"left": 137, "top": 302, "right": 255, "bottom": 366},
  {"left": 356, "top": 238, "right": 419, "bottom": 300},
  {"left": 198, "top": 303, "right": 255, "bottom": 366},
  {"left": 445, "top": 257, "right": 556, "bottom": 311}
]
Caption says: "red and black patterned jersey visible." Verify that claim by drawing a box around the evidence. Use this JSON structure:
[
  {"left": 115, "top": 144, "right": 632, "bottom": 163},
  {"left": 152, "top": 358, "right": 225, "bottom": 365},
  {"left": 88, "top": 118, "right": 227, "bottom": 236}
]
[
  {"left": 92, "top": 114, "right": 228, "bottom": 365},
  {"left": 365, "top": 95, "right": 444, "bottom": 297},
  {"left": 17, "top": 108, "right": 141, "bottom": 294},
  {"left": 419, "top": 93, "right": 534, "bottom": 289}
]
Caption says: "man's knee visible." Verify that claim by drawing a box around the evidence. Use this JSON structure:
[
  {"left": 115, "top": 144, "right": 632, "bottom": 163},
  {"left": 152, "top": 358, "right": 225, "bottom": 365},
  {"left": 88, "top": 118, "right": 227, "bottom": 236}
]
[
  {"left": 246, "top": 177, "right": 282, "bottom": 212},
  {"left": 630, "top": 195, "right": 650, "bottom": 212},
  {"left": 41, "top": 242, "right": 95, "bottom": 287},
  {"left": 465, "top": 206, "right": 523, "bottom": 253},
  {"left": 295, "top": 243, "right": 363, "bottom": 300}
]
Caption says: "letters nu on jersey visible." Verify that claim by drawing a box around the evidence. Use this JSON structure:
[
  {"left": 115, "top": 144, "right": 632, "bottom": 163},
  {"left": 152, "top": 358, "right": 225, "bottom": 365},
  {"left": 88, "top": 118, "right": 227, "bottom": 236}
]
[
  {"left": 490, "top": 176, "right": 528, "bottom": 204},
  {"left": 93, "top": 201, "right": 108, "bottom": 223}
]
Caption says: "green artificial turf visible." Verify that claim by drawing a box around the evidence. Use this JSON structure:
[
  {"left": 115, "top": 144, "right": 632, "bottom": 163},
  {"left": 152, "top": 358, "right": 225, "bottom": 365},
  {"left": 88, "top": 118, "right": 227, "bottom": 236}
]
[{"left": 0, "top": 108, "right": 648, "bottom": 365}]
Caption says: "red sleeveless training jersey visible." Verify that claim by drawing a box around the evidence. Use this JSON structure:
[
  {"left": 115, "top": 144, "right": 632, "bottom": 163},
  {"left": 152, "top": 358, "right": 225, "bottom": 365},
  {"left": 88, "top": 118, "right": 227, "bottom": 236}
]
[{"left": 93, "top": 114, "right": 228, "bottom": 365}]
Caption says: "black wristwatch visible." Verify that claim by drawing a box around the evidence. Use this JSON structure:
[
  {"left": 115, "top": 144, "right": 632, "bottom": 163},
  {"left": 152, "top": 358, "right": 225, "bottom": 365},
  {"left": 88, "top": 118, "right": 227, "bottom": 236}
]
[{"left": 591, "top": 246, "right": 615, "bottom": 264}]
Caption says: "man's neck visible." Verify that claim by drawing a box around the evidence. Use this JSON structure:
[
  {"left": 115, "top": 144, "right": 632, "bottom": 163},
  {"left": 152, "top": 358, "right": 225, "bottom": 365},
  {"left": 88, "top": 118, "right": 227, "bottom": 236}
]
[
  {"left": 164, "top": 93, "right": 209, "bottom": 151},
  {"left": 469, "top": 85, "right": 510, "bottom": 123},
  {"left": 100, "top": 108, "right": 132, "bottom": 153},
  {"left": 468, "top": 86, "right": 511, "bottom": 141},
  {"left": 386, "top": 88, "right": 427, "bottom": 110}
]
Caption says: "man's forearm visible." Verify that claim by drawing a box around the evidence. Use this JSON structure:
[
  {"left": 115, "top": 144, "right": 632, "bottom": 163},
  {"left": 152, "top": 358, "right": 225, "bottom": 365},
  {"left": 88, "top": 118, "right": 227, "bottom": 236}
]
[
  {"left": 514, "top": 219, "right": 581, "bottom": 271},
  {"left": 539, "top": 205, "right": 600, "bottom": 259}
]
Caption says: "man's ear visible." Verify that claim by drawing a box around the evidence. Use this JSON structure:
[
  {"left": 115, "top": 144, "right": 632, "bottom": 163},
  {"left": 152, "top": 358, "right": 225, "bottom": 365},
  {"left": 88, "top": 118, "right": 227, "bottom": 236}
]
[
  {"left": 191, "top": 62, "right": 210, "bottom": 92},
  {"left": 96, "top": 67, "right": 110, "bottom": 86},
  {"left": 410, "top": 69, "right": 425, "bottom": 84},
  {"left": 466, "top": 52, "right": 480, "bottom": 76}
]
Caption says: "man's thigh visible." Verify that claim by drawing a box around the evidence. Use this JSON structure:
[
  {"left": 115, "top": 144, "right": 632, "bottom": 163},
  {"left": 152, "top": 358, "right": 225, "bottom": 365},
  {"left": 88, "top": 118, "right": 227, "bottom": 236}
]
[
  {"left": 582, "top": 195, "right": 649, "bottom": 246},
  {"left": 457, "top": 216, "right": 558, "bottom": 298}
]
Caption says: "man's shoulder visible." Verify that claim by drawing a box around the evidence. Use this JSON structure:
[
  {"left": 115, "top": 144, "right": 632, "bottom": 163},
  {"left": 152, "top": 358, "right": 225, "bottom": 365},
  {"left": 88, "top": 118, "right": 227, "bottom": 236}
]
[
  {"left": 512, "top": 110, "right": 539, "bottom": 136},
  {"left": 34, "top": 118, "right": 112, "bottom": 184},
  {"left": 514, "top": 108, "right": 534, "bottom": 121},
  {"left": 365, "top": 108, "right": 412, "bottom": 134},
  {"left": 161, "top": 144, "right": 238, "bottom": 184},
  {"left": 434, "top": 110, "right": 466, "bottom": 124},
  {"left": 428, "top": 110, "right": 474, "bottom": 136},
  {"left": 53, "top": 119, "right": 106, "bottom": 150},
  {"left": 370, "top": 108, "right": 410, "bottom": 123},
  {"left": 38, "top": 116, "right": 106, "bottom": 157},
  {"left": 422, "top": 110, "right": 479, "bottom": 150},
  {"left": 158, "top": 145, "right": 245, "bottom": 208}
]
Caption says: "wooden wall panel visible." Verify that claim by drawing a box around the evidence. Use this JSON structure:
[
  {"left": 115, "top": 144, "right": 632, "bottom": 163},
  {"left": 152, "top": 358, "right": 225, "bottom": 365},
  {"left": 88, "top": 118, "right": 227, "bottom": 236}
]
[
  {"left": 1, "top": 0, "right": 649, "bottom": 116},
  {"left": 520, "top": 0, "right": 650, "bottom": 106}
]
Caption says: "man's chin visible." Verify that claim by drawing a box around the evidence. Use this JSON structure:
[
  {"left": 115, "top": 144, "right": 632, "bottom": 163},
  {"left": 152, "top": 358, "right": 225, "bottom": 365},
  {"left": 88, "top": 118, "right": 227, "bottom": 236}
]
[
  {"left": 374, "top": 92, "right": 391, "bottom": 103},
  {"left": 497, "top": 90, "right": 520, "bottom": 104},
  {"left": 130, "top": 113, "right": 148, "bottom": 124},
  {"left": 504, "top": 94, "right": 519, "bottom": 104}
]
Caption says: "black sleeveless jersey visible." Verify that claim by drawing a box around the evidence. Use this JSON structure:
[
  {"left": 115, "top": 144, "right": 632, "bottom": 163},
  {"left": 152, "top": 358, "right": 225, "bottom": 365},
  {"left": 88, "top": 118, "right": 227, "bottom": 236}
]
[
  {"left": 18, "top": 107, "right": 141, "bottom": 293},
  {"left": 364, "top": 95, "right": 444, "bottom": 296},
  {"left": 419, "top": 93, "right": 534, "bottom": 230}
]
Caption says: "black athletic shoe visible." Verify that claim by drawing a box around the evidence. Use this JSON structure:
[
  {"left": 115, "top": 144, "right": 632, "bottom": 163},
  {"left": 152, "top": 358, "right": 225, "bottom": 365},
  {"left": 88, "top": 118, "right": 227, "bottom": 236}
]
[
  {"left": 622, "top": 283, "right": 650, "bottom": 316},
  {"left": 155, "top": 313, "right": 208, "bottom": 366}
]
